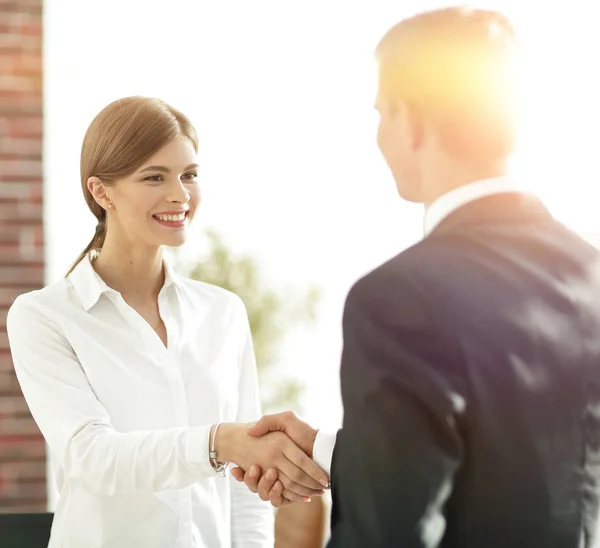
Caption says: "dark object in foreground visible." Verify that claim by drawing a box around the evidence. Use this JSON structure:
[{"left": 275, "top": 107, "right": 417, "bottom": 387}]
[{"left": 0, "top": 513, "right": 53, "bottom": 548}]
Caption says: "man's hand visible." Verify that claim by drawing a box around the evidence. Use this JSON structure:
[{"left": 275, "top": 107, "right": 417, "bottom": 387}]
[
  {"left": 230, "top": 412, "right": 327, "bottom": 506},
  {"left": 248, "top": 411, "right": 319, "bottom": 458}
]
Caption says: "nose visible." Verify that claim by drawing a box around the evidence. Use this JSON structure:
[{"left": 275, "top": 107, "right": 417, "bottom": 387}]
[{"left": 167, "top": 178, "right": 190, "bottom": 204}]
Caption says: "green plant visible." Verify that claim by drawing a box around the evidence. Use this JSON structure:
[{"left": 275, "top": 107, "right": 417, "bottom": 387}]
[{"left": 184, "top": 229, "right": 320, "bottom": 412}]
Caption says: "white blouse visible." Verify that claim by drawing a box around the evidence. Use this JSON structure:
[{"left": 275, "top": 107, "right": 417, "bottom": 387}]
[{"left": 6, "top": 254, "right": 274, "bottom": 548}]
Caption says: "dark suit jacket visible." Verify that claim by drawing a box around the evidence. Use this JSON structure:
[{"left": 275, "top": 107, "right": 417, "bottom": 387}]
[{"left": 328, "top": 192, "right": 600, "bottom": 547}]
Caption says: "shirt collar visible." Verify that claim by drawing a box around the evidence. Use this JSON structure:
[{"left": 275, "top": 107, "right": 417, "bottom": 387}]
[
  {"left": 423, "top": 176, "right": 523, "bottom": 237},
  {"left": 69, "top": 251, "right": 181, "bottom": 312}
]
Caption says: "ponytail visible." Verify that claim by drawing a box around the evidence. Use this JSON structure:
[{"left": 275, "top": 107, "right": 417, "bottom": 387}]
[{"left": 65, "top": 219, "right": 106, "bottom": 277}]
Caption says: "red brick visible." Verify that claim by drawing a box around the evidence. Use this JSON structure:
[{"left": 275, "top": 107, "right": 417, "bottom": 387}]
[
  {"left": 0, "top": 366, "right": 11, "bottom": 390},
  {"left": 0, "top": 460, "right": 45, "bottom": 482},
  {"left": 0, "top": 435, "right": 45, "bottom": 463},
  {"left": 0, "top": 51, "right": 41, "bottom": 77},
  {"left": 0, "top": 86, "right": 42, "bottom": 99},
  {"left": 0, "top": 395, "right": 29, "bottom": 417},
  {"left": 0, "top": 478, "right": 47, "bottom": 501},
  {"left": 0, "top": 201, "right": 42, "bottom": 220},
  {"left": 4, "top": 115, "right": 42, "bottom": 138},
  {"left": 0, "top": 35, "right": 41, "bottom": 54},
  {"left": 0, "top": 0, "right": 45, "bottom": 509},
  {"left": 0, "top": 373, "right": 12, "bottom": 393},
  {"left": 0, "top": 89, "right": 42, "bottom": 115},
  {"left": 0, "top": 181, "right": 43, "bottom": 203},
  {"left": 0, "top": 73, "right": 41, "bottom": 93},
  {"left": 16, "top": 53, "right": 41, "bottom": 74},
  {"left": 0, "top": 240, "right": 43, "bottom": 262},
  {"left": 0, "top": 226, "right": 45, "bottom": 264},
  {"left": 0, "top": 499, "right": 46, "bottom": 511},
  {"left": 12, "top": 480, "right": 47, "bottom": 500},
  {"left": 0, "top": 263, "right": 43, "bottom": 285},
  {"left": 0, "top": 348, "right": 10, "bottom": 364},
  {"left": 0, "top": 416, "right": 40, "bottom": 436},
  {"left": 0, "top": 225, "right": 22, "bottom": 244},
  {"left": 0, "top": 136, "right": 42, "bottom": 156},
  {"left": 0, "top": 332, "right": 9, "bottom": 352},
  {"left": 0, "top": 158, "right": 42, "bottom": 179},
  {"left": 0, "top": 223, "right": 43, "bottom": 245},
  {"left": 21, "top": 228, "right": 43, "bottom": 261},
  {"left": 0, "top": 1, "right": 43, "bottom": 16}
]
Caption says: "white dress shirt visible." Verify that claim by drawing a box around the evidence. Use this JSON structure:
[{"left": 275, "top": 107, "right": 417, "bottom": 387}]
[
  {"left": 6, "top": 253, "right": 274, "bottom": 548},
  {"left": 423, "top": 176, "right": 523, "bottom": 236},
  {"left": 312, "top": 176, "right": 524, "bottom": 477}
]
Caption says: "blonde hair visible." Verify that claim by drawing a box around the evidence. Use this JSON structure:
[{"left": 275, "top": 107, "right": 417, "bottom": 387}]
[
  {"left": 66, "top": 96, "right": 198, "bottom": 276},
  {"left": 376, "top": 7, "right": 518, "bottom": 163}
]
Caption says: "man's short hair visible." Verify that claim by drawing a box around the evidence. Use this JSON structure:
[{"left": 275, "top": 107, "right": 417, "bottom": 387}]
[{"left": 376, "top": 6, "right": 520, "bottom": 163}]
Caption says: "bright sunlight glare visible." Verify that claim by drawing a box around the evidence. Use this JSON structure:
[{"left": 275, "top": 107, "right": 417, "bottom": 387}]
[{"left": 509, "top": 10, "right": 600, "bottom": 235}]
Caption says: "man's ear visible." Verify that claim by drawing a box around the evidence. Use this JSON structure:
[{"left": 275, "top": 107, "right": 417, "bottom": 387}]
[{"left": 87, "top": 176, "right": 111, "bottom": 209}]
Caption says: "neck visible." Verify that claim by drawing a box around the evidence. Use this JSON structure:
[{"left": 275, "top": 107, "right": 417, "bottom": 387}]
[
  {"left": 93, "top": 237, "right": 165, "bottom": 306},
  {"left": 422, "top": 157, "right": 509, "bottom": 206}
]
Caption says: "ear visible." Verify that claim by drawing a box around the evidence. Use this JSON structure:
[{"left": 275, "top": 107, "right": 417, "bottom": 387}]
[{"left": 87, "top": 177, "right": 112, "bottom": 210}]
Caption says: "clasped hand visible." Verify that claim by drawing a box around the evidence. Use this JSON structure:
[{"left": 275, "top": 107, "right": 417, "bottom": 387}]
[
  {"left": 229, "top": 412, "right": 327, "bottom": 506},
  {"left": 223, "top": 418, "right": 327, "bottom": 503}
]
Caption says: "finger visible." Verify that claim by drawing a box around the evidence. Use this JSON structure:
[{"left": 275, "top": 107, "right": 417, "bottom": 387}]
[
  {"left": 281, "top": 444, "right": 329, "bottom": 489},
  {"left": 281, "top": 487, "right": 311, "bottom": 504},
  {"left": 277, "top": 471, "right": 324, "bottom": 498},
  {"left": 243, "top": 465, "right": 262, "bottom": 494},
  {"left": 257, "top": 468, "right": 278, "bottom": 502},
  {"left": 247, "top": 413, "right": 285, "bottom": 437},
  {"left": 269, "top": 480, "right": 290, "bottom": 508},
  {"left": 230, "top": 467, "right": 245, "bottom": 482}
]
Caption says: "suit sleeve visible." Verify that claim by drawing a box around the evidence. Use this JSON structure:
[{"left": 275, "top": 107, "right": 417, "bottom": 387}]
[{"left": 328, "top": 267, "right": 467, "bottom": 548}]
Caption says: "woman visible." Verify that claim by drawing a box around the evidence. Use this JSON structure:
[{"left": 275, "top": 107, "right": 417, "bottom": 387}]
[{"left": 6, "top": 96, "right": 327, "bottom": 548}]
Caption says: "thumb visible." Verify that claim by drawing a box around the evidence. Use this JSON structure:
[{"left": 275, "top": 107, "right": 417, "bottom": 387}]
[{"left": 247, "top": 414, "right": 283, "bottom": 437}]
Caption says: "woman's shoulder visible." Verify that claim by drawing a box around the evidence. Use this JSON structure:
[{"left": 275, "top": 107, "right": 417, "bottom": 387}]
[
  {"left": 10, "top": 278, "right": 72, "bottom": 310},
  {"left": 7, "top": 279, "right": 73, "bottom": 331}
]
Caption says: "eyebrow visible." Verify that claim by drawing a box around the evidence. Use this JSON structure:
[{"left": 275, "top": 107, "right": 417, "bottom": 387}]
[{"left": 138, "top": 163, "right": 200, "bottom": 174}]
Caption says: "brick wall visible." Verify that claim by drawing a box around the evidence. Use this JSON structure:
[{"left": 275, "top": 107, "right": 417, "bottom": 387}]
[{"left": 0, "top": 0, "right": 46, "bottom": 512}]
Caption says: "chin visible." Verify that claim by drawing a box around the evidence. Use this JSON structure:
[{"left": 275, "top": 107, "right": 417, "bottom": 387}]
[
  {"left": 390, "top": 167, "right": 424, "bottom": 203},
  {"left": 163, "top": 237, "right": 188, "bottom": 248},
  {"left": 395, "top": 181, "right": 423, "bottom": 203},
  {"left": 152, "top": 232, "right": 189, "bottom": 248}
]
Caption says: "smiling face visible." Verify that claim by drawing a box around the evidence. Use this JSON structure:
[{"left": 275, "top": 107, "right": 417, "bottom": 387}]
[{"left": 88, "top": 138, "right": 201, "bottom": 249}]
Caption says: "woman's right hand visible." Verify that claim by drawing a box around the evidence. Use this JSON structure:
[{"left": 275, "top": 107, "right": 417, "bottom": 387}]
[{"left": 215, "top": 423, "right": 328, "bottom": 498}]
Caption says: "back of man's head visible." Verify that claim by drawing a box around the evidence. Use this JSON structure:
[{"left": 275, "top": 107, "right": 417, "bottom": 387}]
[{"left": 376, "top": 6, "right": 519, "bottom": 165}]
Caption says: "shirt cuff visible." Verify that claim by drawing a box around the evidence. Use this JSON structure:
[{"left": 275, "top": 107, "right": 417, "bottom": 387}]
[
  {"left": 313, "top": 430, "right": 336, "bottom": 478},
  {"left": 185, "top": 424, "right": 217, "bottom": 477}
]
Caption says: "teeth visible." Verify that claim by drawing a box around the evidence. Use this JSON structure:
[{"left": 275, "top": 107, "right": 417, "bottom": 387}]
[{"left": 155, "top": 213, "right": 186, "bottom": 222}]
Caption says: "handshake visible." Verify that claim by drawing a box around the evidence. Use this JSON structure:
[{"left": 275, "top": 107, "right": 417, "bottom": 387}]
[{"left": 213, "top": 412, "right": 328, "bottom": 507}]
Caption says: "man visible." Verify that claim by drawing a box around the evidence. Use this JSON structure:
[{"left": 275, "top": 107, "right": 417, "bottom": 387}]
[{"left": 234, "top": 6, "right": 600, "bottom": 547}]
